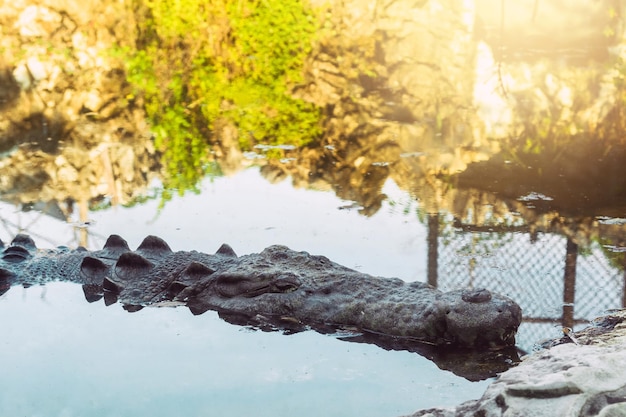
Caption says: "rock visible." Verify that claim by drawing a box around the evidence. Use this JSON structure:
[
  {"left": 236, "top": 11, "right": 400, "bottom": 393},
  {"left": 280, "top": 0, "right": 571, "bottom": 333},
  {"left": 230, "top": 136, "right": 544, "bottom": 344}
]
[
  {"left": 16, "top": 5, "right": 62, "bottom": 37},
  {"left": 405, "top": 311, "right": 626, "bottom": 417},
  {"left": 12, "top": 64, "right": 32, "bottom": 90}
]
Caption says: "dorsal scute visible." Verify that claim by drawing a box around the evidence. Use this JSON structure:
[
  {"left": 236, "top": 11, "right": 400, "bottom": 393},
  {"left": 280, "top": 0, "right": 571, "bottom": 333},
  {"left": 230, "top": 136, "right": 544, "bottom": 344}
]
[
  {"left": 2, "top": 246, "right": 33, "bottom": 263},
  {"left": 97, "top": 235, "right": 131, "bottom": 260},
  {"left": 165, "top": 281, "right": 188, "bottom": 300},
  {"left": 216, "top": 243, "right": 237, "bottom": 258},
  {"left": 0, "top": 268, "right": 15, "bottom": 280},
  {"left": 103, "top": 235, "right": 130, "bottom": 251},
  {"left": 80, "top": 256, "right": 110, "bottom": 281},
  {"left": 82, "top": 284, "right": 103, "bottom": 303},
  {"left": 182, "top": 261, "right": 215, "bottom": 279},
  {"left": 11, "top": 234, "right": 36, "bottom": 250},
  {"left": 137, "top": 235, "right": 173, "bottom": 255},
  {"left": 114, "top": 252, "right": 153, "bottom": 280},
  {"left": 102, "top": 277, "right": 123, "bottom": 293}
]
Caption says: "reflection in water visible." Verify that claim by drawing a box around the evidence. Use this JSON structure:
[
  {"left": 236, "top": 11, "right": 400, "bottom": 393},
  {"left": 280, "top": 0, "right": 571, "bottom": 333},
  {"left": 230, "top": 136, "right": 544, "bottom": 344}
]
[
  {"left": 0, "top": 167, "right": 623, "bottom": 414},
  {"left": 2, "top": 1, "right": 626, "bottom": 218},
  {"left": 3, "top": 0, "right": 626, "bottom": 414},
  {"left": 0, "top": 283, "right": 492, "bottom": 417},
  {"left": 215, "top": 310, "right": 520, "bottom": 382}
]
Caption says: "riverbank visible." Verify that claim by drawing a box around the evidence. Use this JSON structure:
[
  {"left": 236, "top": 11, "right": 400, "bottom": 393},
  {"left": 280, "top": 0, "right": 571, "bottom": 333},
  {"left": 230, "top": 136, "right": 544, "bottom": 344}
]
[{"left": 407, "top": 311, "right": 626, "bottom": 416}]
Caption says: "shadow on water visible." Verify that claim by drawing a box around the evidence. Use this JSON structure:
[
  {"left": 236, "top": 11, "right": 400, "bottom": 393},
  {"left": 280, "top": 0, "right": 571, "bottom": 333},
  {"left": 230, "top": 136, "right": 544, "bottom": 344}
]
[{"left": 216, "top": 311, "right": 521, "bottom": 382}]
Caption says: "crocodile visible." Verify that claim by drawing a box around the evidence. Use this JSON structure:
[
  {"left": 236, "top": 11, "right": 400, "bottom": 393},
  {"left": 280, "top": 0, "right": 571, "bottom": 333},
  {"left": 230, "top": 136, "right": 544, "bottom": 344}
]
[{"left": 0, "top": 234, "right": 522, "bottom": 351}]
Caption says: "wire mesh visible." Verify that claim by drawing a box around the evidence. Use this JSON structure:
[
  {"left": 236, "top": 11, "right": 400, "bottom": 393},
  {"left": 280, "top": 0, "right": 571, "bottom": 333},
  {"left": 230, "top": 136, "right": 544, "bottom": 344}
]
[{"left": 437, "top": 227, "right": 625, "bottom": 351}]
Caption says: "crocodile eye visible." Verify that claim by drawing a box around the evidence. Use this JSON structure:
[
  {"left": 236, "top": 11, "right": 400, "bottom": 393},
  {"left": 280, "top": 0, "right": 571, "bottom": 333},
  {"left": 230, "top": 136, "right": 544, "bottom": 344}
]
[
  {"left": 215, "top": 275, "right": 247, "bottom": 298},
  {"left": 272, "top": 280, "right": 299, "bottom": 293}
]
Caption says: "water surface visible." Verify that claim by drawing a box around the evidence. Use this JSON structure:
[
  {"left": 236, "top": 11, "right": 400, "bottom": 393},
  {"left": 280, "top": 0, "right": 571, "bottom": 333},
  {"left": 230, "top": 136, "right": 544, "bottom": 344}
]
[
  {"left": 3, "top": 1, "right": 626, "bottom": 415},
  {"left": 0, "top": 173, "right": 489, "bottom": 416}
]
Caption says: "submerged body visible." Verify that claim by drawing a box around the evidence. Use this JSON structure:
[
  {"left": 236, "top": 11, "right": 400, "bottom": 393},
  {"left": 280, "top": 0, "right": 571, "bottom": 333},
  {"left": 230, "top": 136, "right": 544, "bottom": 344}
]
[{"left": 0, "top": 234, "right": 522, "bottom": 349}]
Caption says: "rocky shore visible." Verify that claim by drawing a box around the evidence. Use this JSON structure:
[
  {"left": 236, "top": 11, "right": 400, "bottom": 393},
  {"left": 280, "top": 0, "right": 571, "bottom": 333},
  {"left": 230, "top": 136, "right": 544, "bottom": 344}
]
[{"left": 406, "top": 311, "right": 626, "bottom": 417}]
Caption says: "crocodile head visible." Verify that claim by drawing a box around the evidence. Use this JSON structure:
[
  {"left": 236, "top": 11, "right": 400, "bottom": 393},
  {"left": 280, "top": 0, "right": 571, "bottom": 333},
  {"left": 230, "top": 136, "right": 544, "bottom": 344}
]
[
  {"left": 185, "top": 246, "right": 522, "bottom": 350},
  {"left": 441, "top": 288, "right": 522, "bottom": 349}
]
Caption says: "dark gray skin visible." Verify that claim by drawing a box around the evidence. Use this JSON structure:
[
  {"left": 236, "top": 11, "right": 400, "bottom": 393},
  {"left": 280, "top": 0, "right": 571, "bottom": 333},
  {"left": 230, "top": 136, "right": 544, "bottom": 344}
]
[{"left": 0, "top": 234, "right": 522, "bottom": 350}]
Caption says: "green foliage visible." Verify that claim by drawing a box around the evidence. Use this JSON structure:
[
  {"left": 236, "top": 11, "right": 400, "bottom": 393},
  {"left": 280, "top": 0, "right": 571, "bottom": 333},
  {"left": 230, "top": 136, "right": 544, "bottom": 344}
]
[{"left": 124, "top": 0, "right": 322, "bottom": 197}]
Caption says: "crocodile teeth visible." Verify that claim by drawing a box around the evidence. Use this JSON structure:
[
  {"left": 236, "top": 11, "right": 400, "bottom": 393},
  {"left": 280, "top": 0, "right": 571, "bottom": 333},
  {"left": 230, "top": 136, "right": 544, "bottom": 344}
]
[
  {"left": 215, "top": 243, "right": 237, "bottom": 258},
  {"left": 114, "top": 252, "right": 153, "bottom": 281},
  {"left": 137, "top": 235, "right": 173, "bottom": 256}
]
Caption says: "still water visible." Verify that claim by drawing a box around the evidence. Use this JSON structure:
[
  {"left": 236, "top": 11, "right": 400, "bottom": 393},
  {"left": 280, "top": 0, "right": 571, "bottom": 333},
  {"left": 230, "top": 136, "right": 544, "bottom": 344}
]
[
  {"left": 0, "top": 170, "right": 493, "bottom": 417},
  {"left": 3, "top": 0, "right": 626, "bottom": 415},
  {"left": 1, "top": 167, "right": 623, "bottom": 415},
  {"left": 0, "top": 282, "right": 488, "bottom": 417}
]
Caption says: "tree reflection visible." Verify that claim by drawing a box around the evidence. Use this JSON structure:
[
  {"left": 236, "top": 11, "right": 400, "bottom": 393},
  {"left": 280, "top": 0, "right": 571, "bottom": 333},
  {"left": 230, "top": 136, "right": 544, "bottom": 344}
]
[{"left": 123, "top": 0, "right": 322, "bottom": 196}]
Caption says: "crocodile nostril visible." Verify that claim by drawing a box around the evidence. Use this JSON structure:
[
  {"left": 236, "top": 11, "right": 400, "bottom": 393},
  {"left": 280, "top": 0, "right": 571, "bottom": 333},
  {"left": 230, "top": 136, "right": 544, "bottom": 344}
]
[{"left": 462, "top": 288, "right": 492, "bottom": 303}]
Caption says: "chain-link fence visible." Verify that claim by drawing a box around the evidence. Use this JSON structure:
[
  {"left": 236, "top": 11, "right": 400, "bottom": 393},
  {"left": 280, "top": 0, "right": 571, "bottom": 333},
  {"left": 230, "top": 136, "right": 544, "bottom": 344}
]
[{"left": 434, "top": 219, "right": 624, "bottom": 352}]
